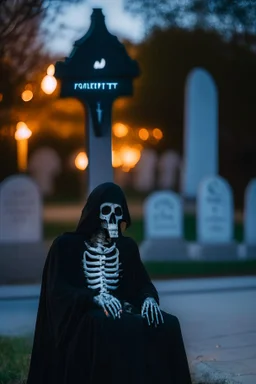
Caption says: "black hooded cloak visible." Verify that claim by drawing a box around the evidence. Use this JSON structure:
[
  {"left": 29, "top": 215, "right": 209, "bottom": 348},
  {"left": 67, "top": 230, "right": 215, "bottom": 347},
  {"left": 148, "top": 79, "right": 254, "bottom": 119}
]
[{"left": 27, "top": 182, "right": 192, "bottom": 384}]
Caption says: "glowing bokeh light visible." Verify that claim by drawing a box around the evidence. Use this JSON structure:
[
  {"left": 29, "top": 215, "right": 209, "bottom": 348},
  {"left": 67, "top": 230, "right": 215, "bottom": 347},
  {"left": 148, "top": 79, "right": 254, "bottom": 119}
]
[
  {"left": 0, "top": 93, "right": 3, "bottom": 102},
  {"left": 138, "top": 128, "right": 149, "bottom": 141},
  {"left": 25, "top": 83, "right": 33, "bottom": 91},
  {"left": 112, "top": 150, "right": 122, "bottom": 168},
  {"left": 153, "top": 128, "right": 163, "bottom": 140},
  {"left": 15, "top": 122, "right": 32, "bottom": 171},
  {"left": 113, "top": 123, "right": 128, "bottom": 138},
  {"left": 75, "top": 152, "right": 88, "bottom": 170},
  {"left": 120, "top": 146, "right": 141, "bottom": 169},
  {"left": 47, "top": 64, "right": 55, "bottom": 76},
  {"left": 15, "top": 122, "right": 32, "bottom": 141},
  {"left": 41, "top": 75, "right": 57, "bottom": 94},
  {"left": 21, "top": 89, "right": 33, "bottom": 102}
]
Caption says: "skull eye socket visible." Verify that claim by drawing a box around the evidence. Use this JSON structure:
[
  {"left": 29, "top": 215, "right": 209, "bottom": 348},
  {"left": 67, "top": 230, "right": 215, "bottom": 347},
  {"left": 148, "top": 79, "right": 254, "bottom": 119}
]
[
  {"left": 115, "top": 206, "right": 123, "bottom": 216},
  {"left": 101, "top": 206, "right": 111, "bottom": 215}
]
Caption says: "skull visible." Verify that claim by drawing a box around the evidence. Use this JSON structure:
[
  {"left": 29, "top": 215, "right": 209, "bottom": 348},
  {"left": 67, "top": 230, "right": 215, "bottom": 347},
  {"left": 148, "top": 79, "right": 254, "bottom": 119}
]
[{"left": 100, "top": 202, "right": 123, "bottom": 238}]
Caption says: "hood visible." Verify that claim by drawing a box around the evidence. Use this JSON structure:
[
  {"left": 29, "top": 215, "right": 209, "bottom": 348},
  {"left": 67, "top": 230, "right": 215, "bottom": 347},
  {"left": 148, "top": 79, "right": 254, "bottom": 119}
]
[{"left": 76, "top": 182, "right": 131, "bottom": 237}]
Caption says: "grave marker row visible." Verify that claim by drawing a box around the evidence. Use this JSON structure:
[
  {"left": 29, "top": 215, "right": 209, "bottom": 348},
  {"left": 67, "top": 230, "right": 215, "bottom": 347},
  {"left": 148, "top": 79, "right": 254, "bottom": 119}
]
[{"left": 140, "top": 176, "right": 256, "bottom": 261}]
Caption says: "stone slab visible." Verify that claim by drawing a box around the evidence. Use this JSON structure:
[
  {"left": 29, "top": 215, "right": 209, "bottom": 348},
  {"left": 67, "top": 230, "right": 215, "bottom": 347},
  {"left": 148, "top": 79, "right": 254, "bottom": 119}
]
[
  {"left": 0, "top": 242, "right": 47, "bottom": 284},
  {"left": 187, "top": 242, "right": 238, "bottom": 261},
  {"left": 0, "top": 175, "right": 42, "bottom": 242},
  {"left": 238, "top": 245, "right": 256, "bottom": 260},
  {"left": 139, "top": 238, "right": 189, "bottom": 261}
]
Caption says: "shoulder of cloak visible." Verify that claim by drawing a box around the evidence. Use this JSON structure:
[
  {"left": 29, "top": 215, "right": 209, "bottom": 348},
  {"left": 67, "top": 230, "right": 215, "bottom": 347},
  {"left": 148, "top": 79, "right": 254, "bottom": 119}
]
[
  {"left": 120, "top": 235, "right": 138, "bottom": 248},
  {"left": 51, "top": 232, "right": 86, "bottom": 247},
  {"left": 46, "top": 232, "right": 86, "bottom": 264}
]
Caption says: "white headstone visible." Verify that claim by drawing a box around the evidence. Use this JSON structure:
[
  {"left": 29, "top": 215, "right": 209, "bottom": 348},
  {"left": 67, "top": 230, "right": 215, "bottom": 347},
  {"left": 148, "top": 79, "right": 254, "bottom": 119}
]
[
  {"left": 197, "top": 176, "right": 233, "bottom": 243},
  {"left": 144, "top": 191, "right": 183, "bottom": 239},
  {"left": 182, "top": 68, "right": 218, "bottom": 198},
  {"left": 157, "top": 150, "right": 181, "bottom": 189},
  {"left": 133, "top": 149, "right": 157, "bottom": 192},
  {"left": 0, "top": 175, "right": 42, "bottom": 242},
  {"left": 244, "top": 179, "right": 256, "bottom": 245},
  {"left": 29, "top": 147, "right": 61, "bottom": 196}
]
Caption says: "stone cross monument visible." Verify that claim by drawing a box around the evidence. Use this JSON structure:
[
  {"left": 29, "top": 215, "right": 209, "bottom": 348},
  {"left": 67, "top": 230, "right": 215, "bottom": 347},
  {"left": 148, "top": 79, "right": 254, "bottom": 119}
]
[{"left": 55, "top": 8, "right": 140, "bottom": 192}]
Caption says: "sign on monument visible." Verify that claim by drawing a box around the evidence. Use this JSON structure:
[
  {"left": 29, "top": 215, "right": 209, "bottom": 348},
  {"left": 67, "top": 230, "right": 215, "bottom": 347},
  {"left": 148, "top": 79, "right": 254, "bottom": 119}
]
[
  {"left": 244, "top": 179, "right": 256, "bottom": 245},
  {"left": 55, "top": 8, "right": 139, "bottom": 192},
  {"left": 0, "top": 175, "right": 42, "bottom": 242},
  {"left": 144, "top": 191, "right": 183, "bottom": 239},
  {"left": 197, "top": 176, "right": 233, "bottom": 243}
]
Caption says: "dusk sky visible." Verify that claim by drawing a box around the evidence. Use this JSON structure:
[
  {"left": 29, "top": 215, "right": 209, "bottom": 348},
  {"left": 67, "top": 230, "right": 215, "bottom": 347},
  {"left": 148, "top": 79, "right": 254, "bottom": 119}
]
[{"left": 46, "top": 0, "right": 144, "bottom": 55}]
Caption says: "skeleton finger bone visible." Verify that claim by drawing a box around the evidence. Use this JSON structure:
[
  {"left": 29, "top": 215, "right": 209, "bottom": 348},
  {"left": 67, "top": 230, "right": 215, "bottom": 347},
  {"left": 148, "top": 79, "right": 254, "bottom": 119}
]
[
  {"left": 153, "top": 304, "right": 159, "bottom": 325},
  {"left": 106, "top": 303, "right": 118, "bottom": 319}
]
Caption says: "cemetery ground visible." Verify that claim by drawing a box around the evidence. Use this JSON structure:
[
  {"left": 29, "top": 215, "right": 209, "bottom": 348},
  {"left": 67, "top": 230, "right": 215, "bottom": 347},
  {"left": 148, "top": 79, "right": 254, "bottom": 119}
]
[
  {"left": 43, "top": 202, "right": 256, "bottom": 279},
  {"left": 1, "top": 277, "right": 256, "bottom": 384}
]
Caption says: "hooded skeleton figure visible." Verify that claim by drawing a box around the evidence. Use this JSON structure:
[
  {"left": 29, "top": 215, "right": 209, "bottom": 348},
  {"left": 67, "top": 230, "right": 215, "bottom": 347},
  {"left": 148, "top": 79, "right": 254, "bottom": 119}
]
[
  {"left": 27, "top": 182, "right": 192, "bottom": 384},
  {"left": 76, "top": 182, "right": 163, "bottom": 325}
]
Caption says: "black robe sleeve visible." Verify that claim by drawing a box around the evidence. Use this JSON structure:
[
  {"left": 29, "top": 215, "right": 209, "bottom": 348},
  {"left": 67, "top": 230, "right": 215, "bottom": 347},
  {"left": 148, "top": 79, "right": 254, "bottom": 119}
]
[
  {"left": 45, "top": 236, "right": 98, "bottom": 347},
  {"left": 128, "top": 237, "right": 159, "bottom": 309}
]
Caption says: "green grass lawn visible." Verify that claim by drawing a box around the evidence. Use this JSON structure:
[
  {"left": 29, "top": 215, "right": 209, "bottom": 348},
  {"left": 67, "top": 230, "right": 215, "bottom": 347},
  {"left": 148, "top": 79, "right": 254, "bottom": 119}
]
[
  {"left": 0, "top": 337, "right": 32, "bottom": 384},
  {"left": 44, "top": 214, "right": 244, "bottom": 243},
  {"left": 42, "top": 216, "right": 256, "bottom": 279},
  {"left": 0, "top": 336, "right": 226, "bottom": 384},
  {"left": 145, "top": 260, "right": 256, "bottom": 278}
]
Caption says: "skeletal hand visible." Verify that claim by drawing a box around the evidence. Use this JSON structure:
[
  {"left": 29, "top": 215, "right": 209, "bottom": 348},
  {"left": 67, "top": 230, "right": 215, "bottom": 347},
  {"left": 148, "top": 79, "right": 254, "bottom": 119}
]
[
  {"left": 94, "top": 293, "right": 122, "bottom": 319},
  {"left": 141, "top": 297, "right": 164, "bottom": 327}
]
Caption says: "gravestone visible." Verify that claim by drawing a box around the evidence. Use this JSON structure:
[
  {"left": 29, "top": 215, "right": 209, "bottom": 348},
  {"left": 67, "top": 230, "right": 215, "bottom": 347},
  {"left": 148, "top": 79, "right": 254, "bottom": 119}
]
[
  {"left": 0, "top": 175, "right": 46, "bottom": 284},
  {"left": 157, "top": 150, "right": 181, "bottom": 190},
  {"left": 29, "top": 147, "right": 61, "bottom": 196},
  {"left": 241, "top": 179, "right": 256, "bottom": 259},
  {"left": 133, "top": 149, "right": 157, "bottom": 192},
  {"left": 189, "top": 176, "right": 237, "bottom": 261},
  {"left": 182, "top": 68, "right": 218, "bottom": 199},
  {"left": 140, "top": 191, "right": 188, "bottom": 261},
  {"left": 55, "top": 8, "right": 139, "bottom": 192}
]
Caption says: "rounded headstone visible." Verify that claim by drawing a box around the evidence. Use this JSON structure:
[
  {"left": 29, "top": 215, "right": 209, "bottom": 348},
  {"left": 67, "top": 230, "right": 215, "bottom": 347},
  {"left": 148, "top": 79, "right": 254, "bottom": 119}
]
[
  {"left": 0, "top": 175, "right": 42, "bottom": 242},
  {"left": 133, "top": 149, "right": 157, "bottom": 192},
  {"left": 29, "top": 147, "right": 61, "bottom": 196},
  {"left": 157, "top": 150, "right": 181, "bottom": 190},
  {"left": 182, "top": 68, "right": 218, "bottom": 198},
  {"left": 244, "top": 179, "right": 256, "bottom": 245},
  {"left": 144, "top": 191, "right": 183, "bottom": 239},
  {"left": 197, "top": 176, "right": 233, "bottom": 243}
]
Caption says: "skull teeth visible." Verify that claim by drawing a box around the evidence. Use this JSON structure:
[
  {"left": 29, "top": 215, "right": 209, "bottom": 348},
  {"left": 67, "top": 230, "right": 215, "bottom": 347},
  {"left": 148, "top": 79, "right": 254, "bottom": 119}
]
[
  {"left": 109, "top": 230, "right": 118, "bottom": 238},
  {"left": 108, "top": 224, "right": 118, "bottom": 229}
]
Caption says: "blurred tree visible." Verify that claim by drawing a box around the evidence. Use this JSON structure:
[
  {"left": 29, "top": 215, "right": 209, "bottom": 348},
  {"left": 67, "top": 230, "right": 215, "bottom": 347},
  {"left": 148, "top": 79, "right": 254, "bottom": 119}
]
[
  {"left": 113, "top": 28, "right": 256, "bottom": 207},
  {"left": 0, "top": 0, "right": 84, "bottom": 180},
  {"left": 124, "top": 0, "right": 256, "bottom": 47}
]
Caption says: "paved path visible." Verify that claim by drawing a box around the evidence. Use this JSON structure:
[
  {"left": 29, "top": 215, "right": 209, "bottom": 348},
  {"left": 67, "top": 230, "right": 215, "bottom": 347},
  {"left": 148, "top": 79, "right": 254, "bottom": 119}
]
[{"left": 1, "top": 277, "right": 256, "bottom": 383}]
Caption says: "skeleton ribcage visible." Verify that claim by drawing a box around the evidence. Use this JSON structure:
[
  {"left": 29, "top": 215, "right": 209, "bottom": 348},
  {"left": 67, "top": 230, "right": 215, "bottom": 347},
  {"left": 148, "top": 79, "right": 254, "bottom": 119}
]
[{"left": 82, "top": 242, "right": 120, "bottom": 293}]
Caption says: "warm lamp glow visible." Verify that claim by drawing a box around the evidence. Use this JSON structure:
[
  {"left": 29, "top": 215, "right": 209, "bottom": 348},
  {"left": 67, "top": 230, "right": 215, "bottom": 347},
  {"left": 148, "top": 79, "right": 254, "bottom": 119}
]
[
  {"left": 21, "top": 89, "right": 33, "bottom": 102},
  {"left": 138, "top": 128, "right": 149, "bottom": 141},
  {"left": 15, "top": 122, "right": 32, "bottom": 172},
  {"left": 25, "top": 83, "right": 33, "bottom": 91},
  {"left": 112, "top": 150, "right": 122, "bottom": 168},
  {"left": 0, "top": 93, "right": 3, "bottom": 102},
  {"left": 15, "top": 122, "right": 32, "bottom": 141},
  {"left": 113, "top": 123, "right": 128, "bottom": 138},
  {"left": 41, "top": 75, "right": 57, "bottom": 94},
  {"left": 75, "top": 152, "right": 88, "bottom": 170},
  {"left": 153, "top": 128, "right": 163, "bottom": 140},
  {"left": 47, "top": 64, "right": 55, "bottom": 76},
  {"left": 120, "top": 146, "right": 141, "bottom": 169}
]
